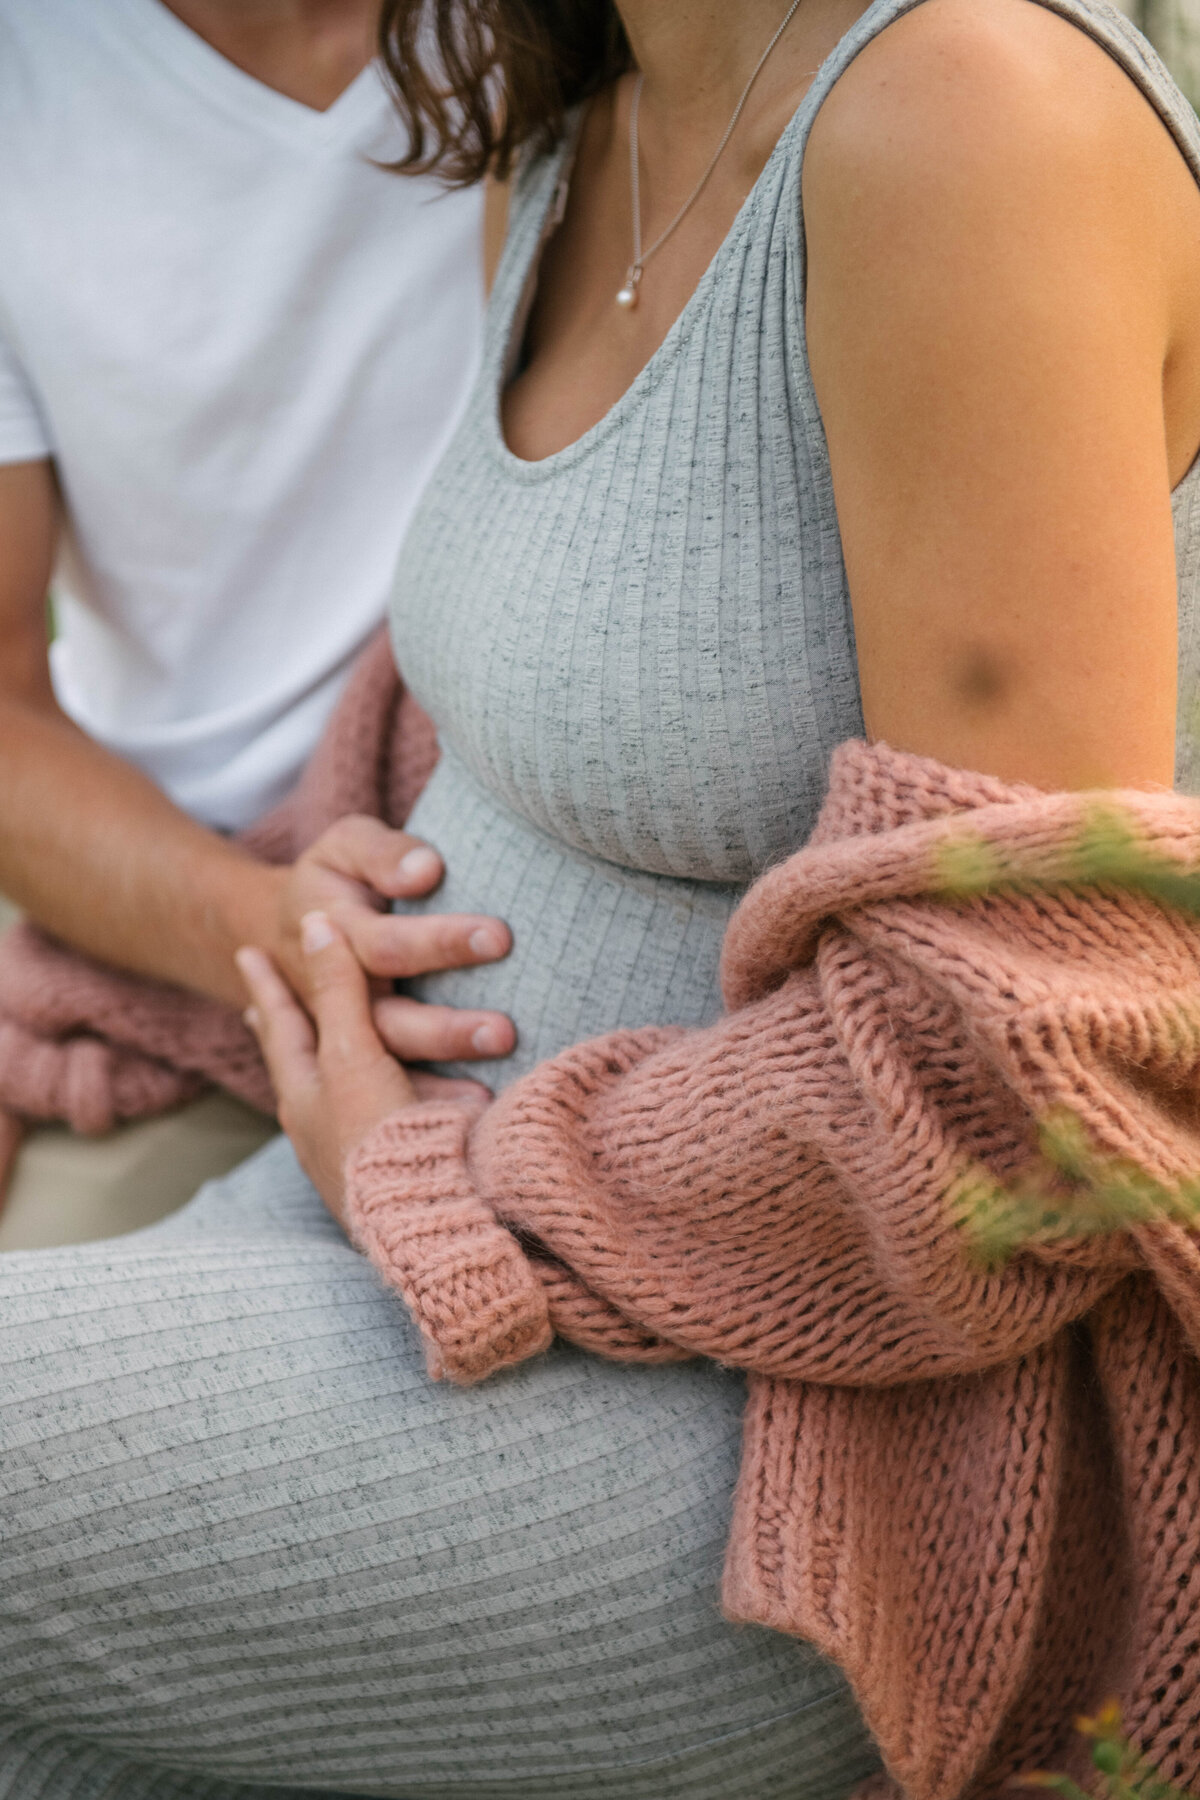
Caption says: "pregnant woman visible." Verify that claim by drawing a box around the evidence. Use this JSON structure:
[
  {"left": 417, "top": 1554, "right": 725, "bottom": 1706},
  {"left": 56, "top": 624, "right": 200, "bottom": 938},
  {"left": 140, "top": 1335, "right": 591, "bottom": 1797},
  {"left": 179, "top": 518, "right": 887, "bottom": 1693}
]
[{"left": 4, "top": 0, "right": 1200, "bottom": 1794}]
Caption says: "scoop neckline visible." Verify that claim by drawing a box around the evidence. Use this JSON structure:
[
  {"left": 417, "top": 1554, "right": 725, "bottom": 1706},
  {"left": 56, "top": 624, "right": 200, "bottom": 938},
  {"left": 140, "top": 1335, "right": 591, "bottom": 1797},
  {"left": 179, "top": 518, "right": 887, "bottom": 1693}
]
[
  {"left": 486, "top": 0, "right": 1200, "bottom": 488},
  {"left": 106, "top": 0, "right": 386, "bottom": 149},
  {"left": 484, "top": 89, "right": 818, "bottom": 484}
]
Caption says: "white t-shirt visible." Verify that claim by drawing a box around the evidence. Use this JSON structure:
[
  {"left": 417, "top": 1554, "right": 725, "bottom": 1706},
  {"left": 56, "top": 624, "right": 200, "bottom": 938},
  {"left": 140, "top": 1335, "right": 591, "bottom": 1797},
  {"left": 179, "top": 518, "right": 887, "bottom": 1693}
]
[{"left": 0, "top": 0, "right": 482, "bottom": 829}]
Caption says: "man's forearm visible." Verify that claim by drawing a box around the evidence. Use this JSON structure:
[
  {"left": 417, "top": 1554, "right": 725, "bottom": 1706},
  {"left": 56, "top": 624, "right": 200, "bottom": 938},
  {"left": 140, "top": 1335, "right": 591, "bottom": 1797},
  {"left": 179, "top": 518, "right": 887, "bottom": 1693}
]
[{"left": 0, "top": 694, "right": 283, "bottom": 1006}]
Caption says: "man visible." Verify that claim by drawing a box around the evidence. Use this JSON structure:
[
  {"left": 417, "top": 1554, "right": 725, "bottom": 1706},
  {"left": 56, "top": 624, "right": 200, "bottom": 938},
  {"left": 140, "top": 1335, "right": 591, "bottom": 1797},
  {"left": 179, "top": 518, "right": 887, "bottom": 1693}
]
[{"left": 0, "top": 0, "right": 490, "bottom": 1244}]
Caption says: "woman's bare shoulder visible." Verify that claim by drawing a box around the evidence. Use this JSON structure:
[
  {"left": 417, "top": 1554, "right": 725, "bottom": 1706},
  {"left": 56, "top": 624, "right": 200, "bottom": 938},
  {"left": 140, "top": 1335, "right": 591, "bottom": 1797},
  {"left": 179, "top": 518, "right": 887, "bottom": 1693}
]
[{"left": 806, "top": 0, "right": 1176, "bottom": 216}]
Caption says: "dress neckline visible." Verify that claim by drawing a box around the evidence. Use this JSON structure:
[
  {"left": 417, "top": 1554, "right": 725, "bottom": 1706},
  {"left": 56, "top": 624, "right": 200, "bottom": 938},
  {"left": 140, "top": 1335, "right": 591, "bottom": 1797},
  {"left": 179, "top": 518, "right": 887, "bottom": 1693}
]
[{"left": 486, "top": 90, "right": 812, "bottom": 480}]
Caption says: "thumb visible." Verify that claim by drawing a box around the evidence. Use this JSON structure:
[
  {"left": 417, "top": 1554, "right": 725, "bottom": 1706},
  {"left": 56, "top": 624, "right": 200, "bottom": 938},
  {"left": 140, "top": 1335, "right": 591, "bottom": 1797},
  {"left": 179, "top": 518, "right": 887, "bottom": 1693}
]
[
  {"left": 313, "top": 816, "right": 442, "bottom": 899},
  {"left": 300, "top": 911, "right": 383, "bottom": 1064}
]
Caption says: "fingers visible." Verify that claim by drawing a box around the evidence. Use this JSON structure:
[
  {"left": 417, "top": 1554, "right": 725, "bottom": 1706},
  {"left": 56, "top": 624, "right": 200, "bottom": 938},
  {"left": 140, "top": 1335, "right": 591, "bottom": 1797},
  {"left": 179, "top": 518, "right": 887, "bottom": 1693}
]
[
  {"left": 339, "top": 908, "right": 512, "bottom": 982},
  {"left": 241, "top": 922, "right": 418, "bottom": 1190},
  {"left": 296, "top": 818, "right": 511, "bottom": 983},
  {"left": 296, "top": 913, "right": 418, "bottom": 1127},
  {"left": 298, "top": 912, "right": 389, "bottom": 1067},
  {"left": 373, "top": 994, "right": 515, "bottom": 1063},
  {"left": 236, "top": 945, "right": 318, "bottom": 1102},
  {"left": 311, "top": 815, "right": 443, "bottom": 900},
  {"left": 409, "top": 1072, "right": 493, "bottom": 1122}
]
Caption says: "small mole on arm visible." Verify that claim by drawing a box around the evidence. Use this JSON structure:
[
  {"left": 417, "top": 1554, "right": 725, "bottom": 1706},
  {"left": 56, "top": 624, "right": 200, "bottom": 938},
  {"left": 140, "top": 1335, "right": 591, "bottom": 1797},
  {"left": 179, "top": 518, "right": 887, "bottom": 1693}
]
[{"left": 955, "top": 645, "right": 1009, "bottom": 709}]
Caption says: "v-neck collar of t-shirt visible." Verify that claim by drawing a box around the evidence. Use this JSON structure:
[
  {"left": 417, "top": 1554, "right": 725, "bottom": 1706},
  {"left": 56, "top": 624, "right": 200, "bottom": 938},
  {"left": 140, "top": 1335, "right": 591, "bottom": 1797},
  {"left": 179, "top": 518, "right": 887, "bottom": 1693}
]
[{"left": 104, "top": 0, "right": 388, "bottom": 152}]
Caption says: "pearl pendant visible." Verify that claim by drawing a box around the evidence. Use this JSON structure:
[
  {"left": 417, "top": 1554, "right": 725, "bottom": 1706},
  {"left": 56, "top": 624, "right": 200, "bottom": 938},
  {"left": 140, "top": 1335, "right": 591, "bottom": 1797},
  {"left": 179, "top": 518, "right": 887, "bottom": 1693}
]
[{"left": 616, "top": 284, "right": 638, "bottom": 310}]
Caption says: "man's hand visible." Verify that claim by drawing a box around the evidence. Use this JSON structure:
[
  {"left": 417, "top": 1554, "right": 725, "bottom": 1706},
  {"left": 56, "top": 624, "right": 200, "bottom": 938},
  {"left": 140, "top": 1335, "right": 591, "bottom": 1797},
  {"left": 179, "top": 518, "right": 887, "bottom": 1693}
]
[
  {"left": 237, "top": 917, "right": 487, "bottom": 1225},
  {"left": 270, "top": 815, "right": 516, "bottom": 1067},
  {"left": 0, "top": 462, "right": 516, "bottom": 1067}
]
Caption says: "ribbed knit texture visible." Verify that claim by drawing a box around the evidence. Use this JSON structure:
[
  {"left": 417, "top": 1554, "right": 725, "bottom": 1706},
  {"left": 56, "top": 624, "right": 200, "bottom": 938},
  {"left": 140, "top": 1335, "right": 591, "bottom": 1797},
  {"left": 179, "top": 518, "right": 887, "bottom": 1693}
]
[
  {"left": 0, "top": 1136, "right": 878, "bottom": 1799},
  {"left": 348, "top": 1106, "right": 553, "bottom": 1380},
  {"left": 1, "top": 2, "right": 1199, "bottom": 1794},
  {"left": 385, "top": 0, "right": 1200, "bottom": 1104},
  {"left": 6, "top": 0, "right": 1196, "bottom": 1127},
  {"left": 346, "top": 738, "right": 1200, "bottom": 1799}
]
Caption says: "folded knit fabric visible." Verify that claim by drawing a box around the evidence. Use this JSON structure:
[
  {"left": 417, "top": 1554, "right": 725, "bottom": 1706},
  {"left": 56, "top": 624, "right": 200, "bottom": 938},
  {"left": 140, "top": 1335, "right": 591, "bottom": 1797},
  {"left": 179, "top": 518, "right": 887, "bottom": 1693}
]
[
  {"left": 345, "top": 739, "right": 1200, "bottom": 1800},
  {"left": 0, "top": 631, "right": 437, "bottom": 1172}
]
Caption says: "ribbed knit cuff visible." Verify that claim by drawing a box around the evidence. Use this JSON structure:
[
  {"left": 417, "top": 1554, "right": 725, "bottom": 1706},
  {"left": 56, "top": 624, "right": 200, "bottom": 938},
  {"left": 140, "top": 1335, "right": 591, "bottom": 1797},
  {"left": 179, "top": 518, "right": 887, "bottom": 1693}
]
[{"left": 344, "top": 1103, "right": 553, "bottom": 1384}]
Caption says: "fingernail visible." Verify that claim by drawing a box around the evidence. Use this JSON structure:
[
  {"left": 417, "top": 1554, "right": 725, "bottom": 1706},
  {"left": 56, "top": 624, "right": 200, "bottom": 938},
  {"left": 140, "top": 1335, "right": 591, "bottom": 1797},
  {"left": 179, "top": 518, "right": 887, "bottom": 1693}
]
[
  {"left": 235, "top": 946, "right": 262, "bottom": 977},
  {"left": 471, "top": 1021, "right": 510, "bottom": 1055},
  {"left": 469, "top": 927, "right": 505, "bottom": 959},
  {"left": 398, "top": 847, "right": 440, "bottom": 883},
  {"left": 300, "top": 911, "right": 337, "bottom": 955},
  {"left": 243, "top": 1006, "right": 260, "bottom": 1031}
]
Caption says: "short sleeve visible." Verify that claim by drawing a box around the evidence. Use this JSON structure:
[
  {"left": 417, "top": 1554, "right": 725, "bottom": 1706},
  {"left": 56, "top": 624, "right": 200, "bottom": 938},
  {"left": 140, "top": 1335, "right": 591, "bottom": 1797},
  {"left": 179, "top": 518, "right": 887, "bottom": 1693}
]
[{"left": 0, "top": 321, "right": 50, "bottom": 464}]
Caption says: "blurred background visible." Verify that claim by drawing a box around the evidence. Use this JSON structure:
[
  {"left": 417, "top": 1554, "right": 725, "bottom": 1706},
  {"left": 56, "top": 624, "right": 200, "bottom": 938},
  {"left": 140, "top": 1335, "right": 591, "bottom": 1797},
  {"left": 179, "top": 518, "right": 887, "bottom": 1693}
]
[{"left": 1117, "top": 0, "right": 1200, "bottom": 108}]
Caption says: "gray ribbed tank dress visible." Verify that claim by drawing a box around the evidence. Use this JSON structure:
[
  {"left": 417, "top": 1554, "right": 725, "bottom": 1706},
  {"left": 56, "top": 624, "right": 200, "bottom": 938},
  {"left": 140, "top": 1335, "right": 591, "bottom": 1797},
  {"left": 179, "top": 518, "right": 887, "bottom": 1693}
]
[
  {"left": 1, "top": 1, "right": 1199, "bottom": 1797},
  {"left": 391, "top": 0, "right": 1200, "bottom": 1082}
]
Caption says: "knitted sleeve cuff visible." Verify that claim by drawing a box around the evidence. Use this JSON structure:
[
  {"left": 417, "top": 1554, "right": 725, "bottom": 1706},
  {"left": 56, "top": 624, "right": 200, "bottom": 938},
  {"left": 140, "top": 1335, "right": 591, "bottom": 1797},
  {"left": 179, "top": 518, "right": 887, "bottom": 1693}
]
[{"left": 343, "top": 1103, "right": 553, "bottom": 1384}]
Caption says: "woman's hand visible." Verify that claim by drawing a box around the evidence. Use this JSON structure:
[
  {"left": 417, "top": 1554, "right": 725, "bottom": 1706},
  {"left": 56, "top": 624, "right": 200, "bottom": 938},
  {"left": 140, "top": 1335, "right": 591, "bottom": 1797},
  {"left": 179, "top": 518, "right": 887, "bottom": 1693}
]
[
  {"left": 237, "top": 915, "right": 489, "bottom": 1226},
  {"left": 271, "top": 815, "right": 516, "bottom": 1066}
]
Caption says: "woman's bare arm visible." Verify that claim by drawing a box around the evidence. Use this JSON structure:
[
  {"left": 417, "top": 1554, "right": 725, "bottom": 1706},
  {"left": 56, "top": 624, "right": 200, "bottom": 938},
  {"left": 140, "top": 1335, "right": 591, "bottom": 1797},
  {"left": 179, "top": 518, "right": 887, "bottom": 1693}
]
[{"left": 804, "top": 0, "right": 1200, "bottom": 791}]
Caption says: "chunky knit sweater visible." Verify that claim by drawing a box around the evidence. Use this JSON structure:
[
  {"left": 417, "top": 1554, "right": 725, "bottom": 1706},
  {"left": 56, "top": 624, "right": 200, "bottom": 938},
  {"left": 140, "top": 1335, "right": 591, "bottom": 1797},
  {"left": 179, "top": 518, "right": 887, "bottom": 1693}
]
[{"left": 344, "top": 739, "right": 1200, "bottom": 1800}]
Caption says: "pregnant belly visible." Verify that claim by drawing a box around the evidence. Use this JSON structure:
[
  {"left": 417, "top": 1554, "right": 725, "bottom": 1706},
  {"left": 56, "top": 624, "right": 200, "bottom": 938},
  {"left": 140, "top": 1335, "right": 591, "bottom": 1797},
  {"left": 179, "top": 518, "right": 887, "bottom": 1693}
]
[{"left": 394, "top": 750, "right": 743, "bottom": 1092}]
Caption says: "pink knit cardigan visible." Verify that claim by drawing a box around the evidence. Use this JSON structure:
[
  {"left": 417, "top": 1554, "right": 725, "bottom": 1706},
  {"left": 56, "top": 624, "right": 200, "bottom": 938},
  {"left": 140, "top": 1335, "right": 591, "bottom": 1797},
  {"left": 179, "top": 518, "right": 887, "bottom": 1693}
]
[
  {"left": 0, "top": 631, "right": 437, "bottom": 1185},
  {"left": 5, "top": 642, "right": 1200, "bottom": 1793},
  {"left": 342, "top": 740, "right": 1200, "bottom": 1800}
]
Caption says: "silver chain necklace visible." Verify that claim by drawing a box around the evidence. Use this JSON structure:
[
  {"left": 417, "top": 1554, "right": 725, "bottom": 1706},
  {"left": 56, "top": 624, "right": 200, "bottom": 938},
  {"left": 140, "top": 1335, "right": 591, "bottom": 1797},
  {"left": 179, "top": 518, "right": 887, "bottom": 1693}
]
[{"left": 615, "top": 0, "right": 806, "bottom": 310}]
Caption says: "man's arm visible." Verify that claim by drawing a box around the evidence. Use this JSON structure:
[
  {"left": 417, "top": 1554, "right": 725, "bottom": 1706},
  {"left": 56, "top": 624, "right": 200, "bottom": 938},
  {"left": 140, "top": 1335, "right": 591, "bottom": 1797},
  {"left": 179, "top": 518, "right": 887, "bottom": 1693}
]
[
  {"left": 0, "top": 461, "right": 516, "bottom": 1063},
  {"left": 0, "top": 459, "right": 285, "bottom": 1006}
]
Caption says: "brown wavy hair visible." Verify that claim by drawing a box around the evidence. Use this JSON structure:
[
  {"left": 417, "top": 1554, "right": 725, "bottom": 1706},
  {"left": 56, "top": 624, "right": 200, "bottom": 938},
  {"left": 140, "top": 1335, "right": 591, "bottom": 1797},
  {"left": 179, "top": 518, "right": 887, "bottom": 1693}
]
[{"left": 378, "top": 1, "right": 632, "bottom": 185}]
